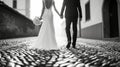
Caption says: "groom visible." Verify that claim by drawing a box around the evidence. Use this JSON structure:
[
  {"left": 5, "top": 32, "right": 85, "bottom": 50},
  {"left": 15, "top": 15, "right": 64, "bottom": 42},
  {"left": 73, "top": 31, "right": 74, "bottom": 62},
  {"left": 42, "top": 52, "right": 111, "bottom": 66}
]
[{"left": 60, "top": 0, "right": 82, "bottom": 49}]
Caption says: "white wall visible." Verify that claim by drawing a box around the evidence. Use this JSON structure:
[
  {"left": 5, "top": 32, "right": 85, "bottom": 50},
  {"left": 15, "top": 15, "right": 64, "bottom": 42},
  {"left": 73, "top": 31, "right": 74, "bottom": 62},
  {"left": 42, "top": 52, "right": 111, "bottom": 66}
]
[
  {"left": 30, "top": 0, "right": 42, "bottom": 20},
  {"left": 81, "top": 0, "right": 104, "bottom": 29},
  {"left": 2, "top": 0, "right": 30, "bottom": 18},
  {"left": 3, "top": 0, "right": 13, "bottom": 7},
  {"left": 17, "top": 0, "right": 26, "bottom": 9}
]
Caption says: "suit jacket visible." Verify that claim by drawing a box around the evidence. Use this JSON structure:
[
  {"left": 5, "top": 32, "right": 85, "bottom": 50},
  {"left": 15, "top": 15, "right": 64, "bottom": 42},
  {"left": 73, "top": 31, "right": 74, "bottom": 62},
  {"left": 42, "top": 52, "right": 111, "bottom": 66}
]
[{"left": 61, "top": 0, "right": 82, "bottom": 19}]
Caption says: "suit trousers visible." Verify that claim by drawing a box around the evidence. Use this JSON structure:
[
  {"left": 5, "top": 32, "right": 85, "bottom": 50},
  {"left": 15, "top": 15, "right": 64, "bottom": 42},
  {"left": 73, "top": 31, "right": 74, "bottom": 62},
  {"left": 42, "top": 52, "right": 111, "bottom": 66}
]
[{"left": 65, "top": 18, "right": 77, "bottom": 46}]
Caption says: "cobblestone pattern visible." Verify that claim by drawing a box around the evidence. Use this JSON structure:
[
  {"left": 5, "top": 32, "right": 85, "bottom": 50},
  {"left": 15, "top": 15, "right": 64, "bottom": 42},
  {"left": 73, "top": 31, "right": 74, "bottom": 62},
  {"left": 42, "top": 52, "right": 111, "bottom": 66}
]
[{"left": 0, "top": 37, "right": 120, "bottom": 67}]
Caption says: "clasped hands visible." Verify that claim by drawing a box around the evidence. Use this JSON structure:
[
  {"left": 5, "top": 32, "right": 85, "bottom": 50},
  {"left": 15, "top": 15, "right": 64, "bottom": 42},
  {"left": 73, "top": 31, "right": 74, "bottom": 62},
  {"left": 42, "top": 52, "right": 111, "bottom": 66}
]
[
  {"left": 59, "top": 14, "right": 82, "bottom": 21},
  {"left": 60, "top": 14, "right": 63, "bottom": 19}
]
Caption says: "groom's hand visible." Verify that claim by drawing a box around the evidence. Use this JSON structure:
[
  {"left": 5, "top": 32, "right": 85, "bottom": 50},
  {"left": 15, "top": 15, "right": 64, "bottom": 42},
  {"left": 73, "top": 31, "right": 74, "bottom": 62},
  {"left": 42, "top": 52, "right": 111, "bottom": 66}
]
[{"left": 60, "top": 15, "right": 63, "bottom": 19}]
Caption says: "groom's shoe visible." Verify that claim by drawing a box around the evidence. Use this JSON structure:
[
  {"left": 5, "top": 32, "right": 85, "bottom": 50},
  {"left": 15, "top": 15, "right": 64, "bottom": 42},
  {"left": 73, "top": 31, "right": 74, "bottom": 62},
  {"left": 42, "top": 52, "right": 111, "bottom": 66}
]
[
  {"left": 66, "top": 42, "right": 71, "bottom": 49},
  {"left": 72, "top": 43, "right": 76, "bottom": 49},
  {"left": 72, "top": 45, "right": 76, "bottom": 49}
]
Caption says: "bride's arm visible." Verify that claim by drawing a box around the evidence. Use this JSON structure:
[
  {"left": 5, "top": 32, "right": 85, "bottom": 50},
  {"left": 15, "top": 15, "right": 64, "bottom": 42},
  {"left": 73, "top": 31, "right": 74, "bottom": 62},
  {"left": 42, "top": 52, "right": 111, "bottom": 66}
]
[
  {"left": 53, "top": 0, "right": 60, "bottom": 16},
  {"left": 39, "top": 0, "right": 45, "bottom": 20}
]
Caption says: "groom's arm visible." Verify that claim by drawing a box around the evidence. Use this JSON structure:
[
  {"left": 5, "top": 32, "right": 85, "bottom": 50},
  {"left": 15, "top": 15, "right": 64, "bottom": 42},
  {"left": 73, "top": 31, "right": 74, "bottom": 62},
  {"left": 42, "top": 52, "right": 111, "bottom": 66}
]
[
  {"left": 77, "top": 0, "right": 82, "bottom": 19},
  {"left": 60, "top": 0, "right": 66, "bottom": 18}
]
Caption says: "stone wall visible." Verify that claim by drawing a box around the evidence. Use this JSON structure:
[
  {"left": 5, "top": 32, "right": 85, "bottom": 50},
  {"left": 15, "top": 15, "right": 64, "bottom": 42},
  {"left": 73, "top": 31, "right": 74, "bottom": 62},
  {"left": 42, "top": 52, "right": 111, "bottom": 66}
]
[{"left": 0, "top": 2, "right": 40, "bottom": 39}]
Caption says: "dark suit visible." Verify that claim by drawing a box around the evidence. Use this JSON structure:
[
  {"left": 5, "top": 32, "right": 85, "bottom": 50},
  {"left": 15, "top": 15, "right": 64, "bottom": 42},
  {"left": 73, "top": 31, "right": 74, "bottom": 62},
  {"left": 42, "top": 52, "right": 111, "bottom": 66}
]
[{"left": 61, "top": 0, "right": 82, "bottom": 48}]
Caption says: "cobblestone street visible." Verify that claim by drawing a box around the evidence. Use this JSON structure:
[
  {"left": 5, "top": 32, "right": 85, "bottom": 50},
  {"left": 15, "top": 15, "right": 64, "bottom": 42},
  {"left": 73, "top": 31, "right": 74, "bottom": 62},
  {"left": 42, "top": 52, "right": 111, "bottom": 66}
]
[{"left": 0, "top": 37, "right": 120, "bottom": 67}]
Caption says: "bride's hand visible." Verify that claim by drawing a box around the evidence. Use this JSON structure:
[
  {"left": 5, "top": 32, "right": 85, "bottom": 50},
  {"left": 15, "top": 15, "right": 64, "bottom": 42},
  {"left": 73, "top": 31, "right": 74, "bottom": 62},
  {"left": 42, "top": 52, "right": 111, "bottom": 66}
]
[
  {"left": 39, "top": 17, "right": 42, "bottom": 20},
  {"left": 33, "top": 17, "right": 43, "bottom": 25}
]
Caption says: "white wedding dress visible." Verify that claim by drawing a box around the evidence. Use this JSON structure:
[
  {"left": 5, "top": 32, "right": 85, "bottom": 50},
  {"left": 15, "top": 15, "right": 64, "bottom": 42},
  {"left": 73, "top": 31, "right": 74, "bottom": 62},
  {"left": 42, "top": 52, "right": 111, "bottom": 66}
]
[{"left": 32, "top": 0, "right": 58, "bottom": 50}]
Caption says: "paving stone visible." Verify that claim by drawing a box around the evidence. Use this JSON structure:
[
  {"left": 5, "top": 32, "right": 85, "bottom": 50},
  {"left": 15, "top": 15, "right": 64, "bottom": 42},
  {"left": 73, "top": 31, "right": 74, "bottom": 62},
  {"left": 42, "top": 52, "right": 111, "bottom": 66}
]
[
  {"left": 16, "top": 65, "right": 21, "bottom": 67},
  {"left": 67, "top": 64, "right": 75, "bottom": 67},
  {"left": 53, "top": 63, "right": 59, "bottom": 67},
  {"left": 56, "top": 59, "right": 69, "bottom": 64},
  {"left": 76, "top": 63, "right": 85, "bottom": 67},
  {"left": 31, "top": 62, "right": 36, "bottom": 66},
  {"left": 8, "top": 62, "right": 15, "bottom": 67},
  {"left": 57, "top": 57, "right": 63, "bottom": 61},
  {"left": 60, "top": 63, "right": 72, "bottom": 67}
]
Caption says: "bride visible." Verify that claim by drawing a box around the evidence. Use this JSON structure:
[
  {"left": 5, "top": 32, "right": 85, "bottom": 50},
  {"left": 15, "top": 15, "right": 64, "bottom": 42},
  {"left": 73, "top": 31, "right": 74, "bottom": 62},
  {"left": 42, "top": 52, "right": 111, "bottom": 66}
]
[{"left": 32, "top": 0, "right": 60, "bottom": 50}]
